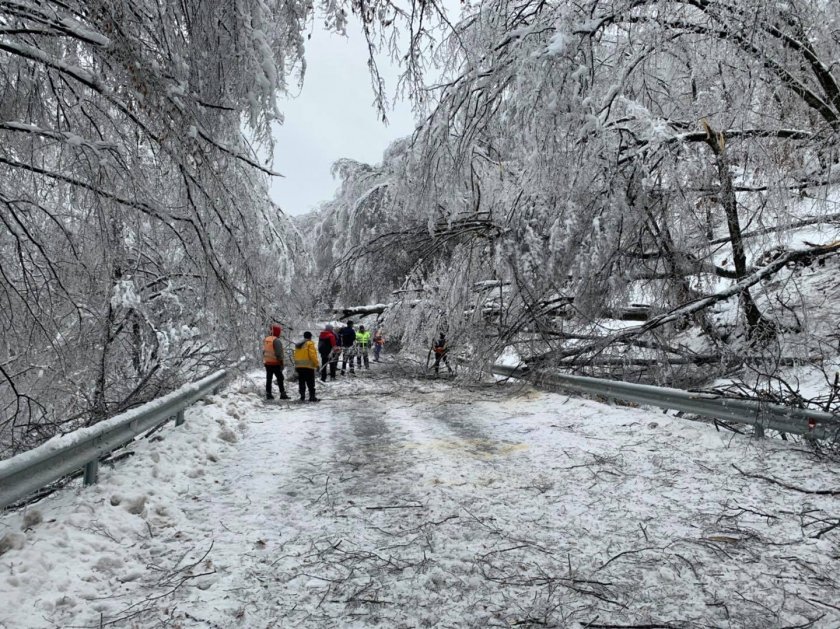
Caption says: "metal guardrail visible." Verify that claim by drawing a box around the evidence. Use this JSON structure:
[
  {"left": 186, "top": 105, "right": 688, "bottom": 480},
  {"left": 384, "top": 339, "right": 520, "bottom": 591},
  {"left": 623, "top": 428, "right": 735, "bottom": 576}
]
[
  {"left": 0, "top": 370, "right": 227, "bottom": 509},
  {"left": 492, "top": 364, "right": 840, "bottom": 440}
]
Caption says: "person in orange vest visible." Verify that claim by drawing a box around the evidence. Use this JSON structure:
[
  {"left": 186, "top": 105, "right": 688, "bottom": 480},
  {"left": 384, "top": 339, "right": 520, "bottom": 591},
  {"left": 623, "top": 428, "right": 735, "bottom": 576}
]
[
  {"left": 432, "top": 332, "right": 453, "bottom": 374},
  {"left": 372, "top": 328, "right": 385, "bottom": 362},
  {"left": 263, "top": 324, "right": 290, "bottom": 400},
  {"left": 293, "top": 331, "right": 320, "bottom": 402}
]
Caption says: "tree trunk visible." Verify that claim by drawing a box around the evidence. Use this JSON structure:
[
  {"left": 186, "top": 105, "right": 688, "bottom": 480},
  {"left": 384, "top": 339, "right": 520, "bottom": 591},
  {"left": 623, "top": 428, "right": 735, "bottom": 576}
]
[{"left": 702, "top": 120, "right": 775, "bottom": 341}]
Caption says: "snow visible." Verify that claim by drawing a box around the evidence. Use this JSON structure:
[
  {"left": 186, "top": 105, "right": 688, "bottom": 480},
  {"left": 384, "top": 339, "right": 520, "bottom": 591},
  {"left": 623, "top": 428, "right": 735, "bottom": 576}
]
[
  {"left": 545, "top": 31, "right": 567, "bottom": 56},
  {"left": 62, "top": 132, "right": 84, "bottom": 147},
  {"left": 1, "top": 40, "right": 99, "bottom": 87},
  {"left": 495, "top": 345, "right": 522, "bottom": 368},
  {"left": 572, "top": 19, "right": 601, "bottom": 34},
  {"left": 1, "top": 368, "right": 839, "bottom": 627},
  {"left": 57, "top": 18, "right": 111, "bottom": 47},
  {"left": 109, "top": 279, "right": 141, "bottom": 309},
  {"left": 2, "top": 122, "right": 42, "bottom": 133},
  {"left": 0, "top": 372, "right": 224, "bottom": 475}
]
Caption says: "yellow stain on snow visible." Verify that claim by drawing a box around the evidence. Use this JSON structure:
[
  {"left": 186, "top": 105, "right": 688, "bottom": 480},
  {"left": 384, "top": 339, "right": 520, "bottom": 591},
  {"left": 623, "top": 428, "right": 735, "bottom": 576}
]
[{"left": 404, "top": 438, "right": 528, "bottom": 460}]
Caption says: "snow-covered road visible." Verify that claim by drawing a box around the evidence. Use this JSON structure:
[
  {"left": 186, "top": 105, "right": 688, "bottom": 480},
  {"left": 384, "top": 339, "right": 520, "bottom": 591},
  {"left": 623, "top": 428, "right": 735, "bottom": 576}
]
[{"left": 1, "top": 367, "right": 839, "bottom": 628}]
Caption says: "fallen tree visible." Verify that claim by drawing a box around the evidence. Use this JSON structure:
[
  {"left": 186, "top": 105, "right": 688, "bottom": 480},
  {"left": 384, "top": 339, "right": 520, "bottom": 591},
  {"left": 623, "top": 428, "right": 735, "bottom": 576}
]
[
  {"left": 330, "top": 301, "right": 421, "bottom": 320},
  {"left": 331, "top": 304, "right": 390, "bottom": 319},
  {"left": 526, "top": 240, "right": 840, "bottom": 368}
]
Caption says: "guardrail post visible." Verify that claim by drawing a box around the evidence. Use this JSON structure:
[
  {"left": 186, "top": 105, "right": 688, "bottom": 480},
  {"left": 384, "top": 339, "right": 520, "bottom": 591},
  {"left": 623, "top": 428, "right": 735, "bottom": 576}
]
[
  {"left": 754, "top": 423, "right": 765, "bottom": 439},
  {"left": 83, "top": 459, "right": 99, "bottom": 486},
  {"left": 175, "top": 410, "right": 185, "bottom": 426}
]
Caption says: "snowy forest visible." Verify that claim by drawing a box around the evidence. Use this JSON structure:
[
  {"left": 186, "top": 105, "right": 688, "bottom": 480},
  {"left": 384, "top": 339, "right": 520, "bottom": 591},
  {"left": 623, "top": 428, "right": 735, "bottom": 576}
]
[{"left": 3, "top": 0, "right": 840, "bottom": 458}]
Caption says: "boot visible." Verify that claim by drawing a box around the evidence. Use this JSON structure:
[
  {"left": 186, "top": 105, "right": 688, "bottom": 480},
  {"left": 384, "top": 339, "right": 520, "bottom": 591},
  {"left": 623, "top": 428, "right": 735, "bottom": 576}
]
[
  {"left": 280, "top": 393, "right": 290, "bottom": 400},
  {"left": 310, "top": 397, "right": 320, "bottom": 403}
]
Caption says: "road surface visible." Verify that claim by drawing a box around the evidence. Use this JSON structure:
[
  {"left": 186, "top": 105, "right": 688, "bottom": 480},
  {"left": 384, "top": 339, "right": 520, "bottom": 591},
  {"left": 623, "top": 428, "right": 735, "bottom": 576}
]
[{"left": 1, "top": 365, "right": 838, "bottom": 627}]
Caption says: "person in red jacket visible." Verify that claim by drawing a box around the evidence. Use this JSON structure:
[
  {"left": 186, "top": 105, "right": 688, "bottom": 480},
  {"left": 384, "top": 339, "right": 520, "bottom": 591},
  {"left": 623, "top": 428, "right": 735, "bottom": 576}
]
[
  {"left": 263, "top": 324, "right": 290, "bottom": 400},
  {"left": 318, "top": 324, "right": 338, "bottom": 382}
]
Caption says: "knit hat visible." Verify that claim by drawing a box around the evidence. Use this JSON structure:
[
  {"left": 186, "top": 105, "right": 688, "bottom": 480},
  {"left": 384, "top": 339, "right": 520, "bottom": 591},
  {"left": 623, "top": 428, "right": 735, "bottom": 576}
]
[
  {"left": 303, "top": 331, "right": 312, "bottom": 339},
  {"left": 272, "top": 324, "right": 281, "bottom": 336},
  {"left": 325, "top": 324, "right": 333, "bottom": 331}
]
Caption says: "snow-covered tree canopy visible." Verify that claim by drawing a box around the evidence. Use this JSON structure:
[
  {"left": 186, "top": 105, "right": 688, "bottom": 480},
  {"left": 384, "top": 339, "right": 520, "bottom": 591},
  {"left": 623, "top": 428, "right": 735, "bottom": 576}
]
[
  {"left": 307, "top": 0, "right": 840, "bottom": 383},
  {"left": 5, "top": 0, "right": 840, "bottom": 455},
  {"left": 0, "top": 0, "right": 410, "bottom": 456}
]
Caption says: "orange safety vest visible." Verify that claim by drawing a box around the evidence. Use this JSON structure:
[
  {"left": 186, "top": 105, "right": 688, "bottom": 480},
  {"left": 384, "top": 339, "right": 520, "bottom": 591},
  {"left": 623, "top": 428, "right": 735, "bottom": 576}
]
[{"left": 263, "top": 336, "right": 281, "bottom": 365}]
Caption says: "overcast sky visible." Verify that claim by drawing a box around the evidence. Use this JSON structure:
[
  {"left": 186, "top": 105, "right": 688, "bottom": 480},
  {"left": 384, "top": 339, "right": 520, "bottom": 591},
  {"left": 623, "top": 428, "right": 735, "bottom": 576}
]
[{"left": 270, "top": 21, "right": 420, "bottom": 217}]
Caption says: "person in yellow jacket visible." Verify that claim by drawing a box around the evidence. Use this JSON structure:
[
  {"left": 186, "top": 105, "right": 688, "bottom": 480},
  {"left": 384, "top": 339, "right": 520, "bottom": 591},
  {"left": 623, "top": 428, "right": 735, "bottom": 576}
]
[{"left": 293, "top": 331, "right": 320, "bottom": 402}]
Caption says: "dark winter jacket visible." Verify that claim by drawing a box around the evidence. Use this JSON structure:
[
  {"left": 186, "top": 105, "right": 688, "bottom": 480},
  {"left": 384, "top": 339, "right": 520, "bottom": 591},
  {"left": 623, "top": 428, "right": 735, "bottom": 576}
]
[{"left": 338, "top": 325, "right": 356, "bottom": 347}]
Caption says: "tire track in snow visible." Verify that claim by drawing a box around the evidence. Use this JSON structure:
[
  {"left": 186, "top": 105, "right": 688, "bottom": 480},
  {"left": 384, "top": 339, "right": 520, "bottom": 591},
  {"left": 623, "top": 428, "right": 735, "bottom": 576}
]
[
  {"left": 252, "top": 380, "right": 564, "bottom": 628},
  {"left": 147, "top": 378, "right": 343, "bottom": 627}
]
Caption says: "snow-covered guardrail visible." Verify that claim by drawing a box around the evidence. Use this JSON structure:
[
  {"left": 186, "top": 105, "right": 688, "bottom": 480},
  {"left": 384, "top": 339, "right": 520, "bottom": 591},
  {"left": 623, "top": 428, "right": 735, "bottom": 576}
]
[
  {"left": 0, "top": 370, "right": 227, "bottom": 510},
  {"left": 492, "top": 364, "right": 840, "bottom": 441}
]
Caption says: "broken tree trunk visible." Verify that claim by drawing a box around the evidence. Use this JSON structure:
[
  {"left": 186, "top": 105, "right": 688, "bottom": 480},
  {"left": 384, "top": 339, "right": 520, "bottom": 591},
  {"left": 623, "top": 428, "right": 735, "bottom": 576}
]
[{"left": 702, "top": 120, "right": 775, "bottom": 341}]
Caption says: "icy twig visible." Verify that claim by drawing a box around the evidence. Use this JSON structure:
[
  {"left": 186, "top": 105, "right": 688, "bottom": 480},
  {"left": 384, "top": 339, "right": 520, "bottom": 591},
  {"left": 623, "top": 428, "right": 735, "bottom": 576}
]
[
  {"left": 365, "top": 503, "right": 425, "bottom": 510},
  {"left": 595, "top": 546, "right": 667, "bottom": 572},
  {"left": 732, "top": 464, "right": 840, "bottom": 495}
]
